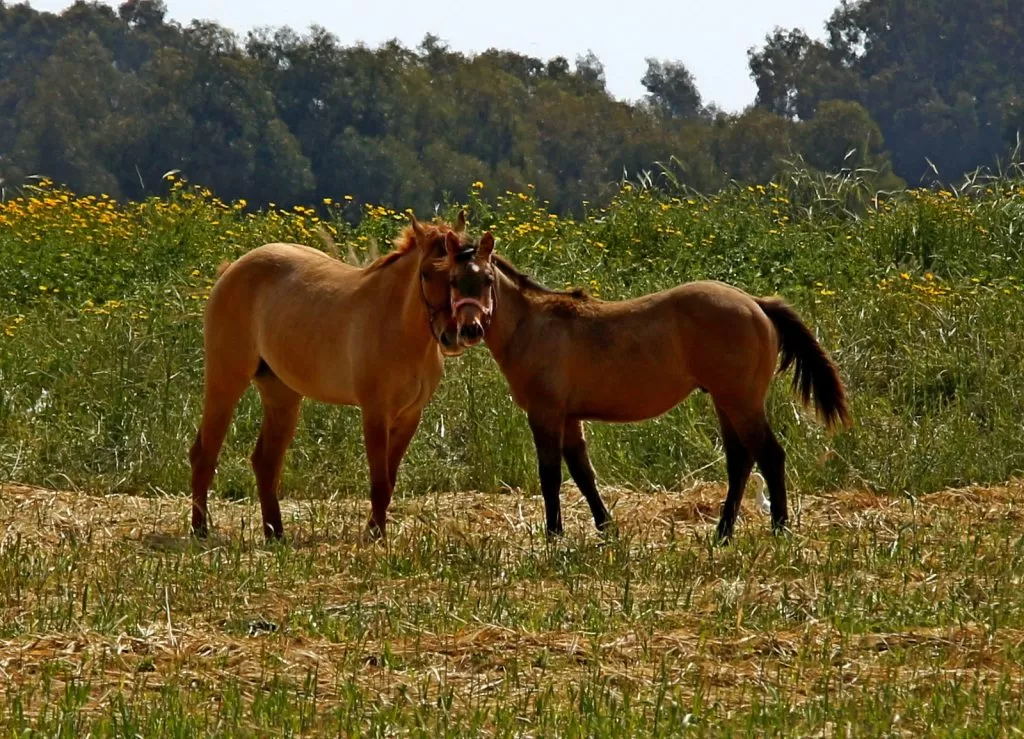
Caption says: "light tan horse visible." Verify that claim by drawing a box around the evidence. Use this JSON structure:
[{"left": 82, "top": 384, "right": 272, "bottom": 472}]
[
  {"left": 189, "top": 212, "right": 472, "bottom": 541},
  {"left": 441, "top": 234, "right": 851, "bottom": 541}
]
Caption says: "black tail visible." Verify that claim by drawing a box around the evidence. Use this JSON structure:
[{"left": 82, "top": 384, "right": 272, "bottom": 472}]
[{"left": 756, "top": 297, "right": 852, "bottom": 430}]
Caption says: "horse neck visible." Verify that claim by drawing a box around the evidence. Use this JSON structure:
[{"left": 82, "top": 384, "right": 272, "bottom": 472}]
[
  {"left": 484, "top": 270, "right": 531, "bottom": 366},
  {"left": 370, "top": 250, "right": 433, "bottom": 348}
]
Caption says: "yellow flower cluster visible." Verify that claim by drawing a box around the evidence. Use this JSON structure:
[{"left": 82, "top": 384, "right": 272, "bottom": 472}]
[{"left": 0, "top": 176, "right": 1019, "bottom": 340}]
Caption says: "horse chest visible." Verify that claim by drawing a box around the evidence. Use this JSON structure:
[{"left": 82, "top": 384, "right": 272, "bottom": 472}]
[{"left": 390, "top": 358, "right": 443, "bottom": 410}]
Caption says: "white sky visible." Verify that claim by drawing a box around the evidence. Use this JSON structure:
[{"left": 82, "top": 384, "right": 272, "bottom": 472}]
[{"left": 26, "top": 0, "right": 839, "bottom": 112}]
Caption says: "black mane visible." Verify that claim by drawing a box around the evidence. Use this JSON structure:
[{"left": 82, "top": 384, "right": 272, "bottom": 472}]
[{"left": 493, "top": 255, "right": 589, "bottom": 300}]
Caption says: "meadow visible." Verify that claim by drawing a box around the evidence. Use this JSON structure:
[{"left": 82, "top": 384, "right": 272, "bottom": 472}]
[{"left": 1, "top": 170, "right": 1023, "bottom": 734}]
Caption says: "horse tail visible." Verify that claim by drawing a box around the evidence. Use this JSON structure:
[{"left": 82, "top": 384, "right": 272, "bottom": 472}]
[{"left": 756, "top": 297, "right": 852, "bottom": 430}]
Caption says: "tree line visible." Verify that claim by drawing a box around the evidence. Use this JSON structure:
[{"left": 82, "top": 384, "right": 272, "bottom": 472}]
[{"left": 1, "top": 0, "right": 1021, "bottom": 213}]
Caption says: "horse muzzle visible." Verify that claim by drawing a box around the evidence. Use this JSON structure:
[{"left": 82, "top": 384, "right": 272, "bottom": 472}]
[
  {"left": 437, "top": 320, "right": 465, "bottom": 356},
  {"left": 452, "top": 296, "right": 491, "bottom": 347},
  {"left": 458, "top": 320, "right": 484, "bottom": 345}
]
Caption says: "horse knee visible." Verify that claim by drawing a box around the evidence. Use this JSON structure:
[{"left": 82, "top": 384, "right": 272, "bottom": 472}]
[
  {"left": 249, "top": 435, "right": 264, "bottom": 468},
  {"left": 189, "top": 433, "right": 203, "bottom": 468},
  {"left": 250, "top": 435, "right": 281, "bottom": 481}
]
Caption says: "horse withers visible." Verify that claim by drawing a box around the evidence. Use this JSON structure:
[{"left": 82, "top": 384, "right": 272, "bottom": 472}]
[
  {"left": 441, "top": 233, "right": 851, "bottom": 541},
  {"left": 190, "top": 212, "right": 472, "bottom": 541}
]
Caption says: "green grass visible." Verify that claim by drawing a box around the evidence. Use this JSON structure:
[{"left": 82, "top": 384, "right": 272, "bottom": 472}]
[
  {"left": 1, "top": 175, "right": 1022, "bottom": 497},
  {"left": 1, "top": 171, "right": 1024, "bottom": 733}
]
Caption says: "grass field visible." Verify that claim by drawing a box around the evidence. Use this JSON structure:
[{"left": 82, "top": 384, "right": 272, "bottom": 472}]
[
  {"left": 1, "top": 169, "right": 1024, "bottom": 733},
  {"left": 1, "top": 480, "right": 1023, "bottom": 735}
]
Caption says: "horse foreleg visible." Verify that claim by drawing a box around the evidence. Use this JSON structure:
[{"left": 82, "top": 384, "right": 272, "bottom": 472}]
[
  {"left": 528, "top": 413, "right": 565, "bottom": 537},
  {"left": 387, "top": 410, "right": 423, "bottom": 492},
  {"left": 562, "top": 419, "right": 613, "bottom": 534},
  {"left": 362, "top": 414, "right": 392, "bottom": 540}
]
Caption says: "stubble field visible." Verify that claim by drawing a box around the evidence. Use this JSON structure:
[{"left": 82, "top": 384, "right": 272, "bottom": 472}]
[{"left": 2, "top": 480, "right": 1023, "bottom": 735}]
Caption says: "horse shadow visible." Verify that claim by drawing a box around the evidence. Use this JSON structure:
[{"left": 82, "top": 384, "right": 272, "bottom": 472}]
[{"left": 137, "top": 524, "right": 366, "bottom": 553}]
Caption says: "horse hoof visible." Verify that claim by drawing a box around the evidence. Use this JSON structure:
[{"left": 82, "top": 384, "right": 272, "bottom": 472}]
[
  {"left": 597, "top": 519, "right": 619, "bottom": 539},
  {"left": 361, "top": 522, "right": 386, "bottom": 545},
  {"left": 191, "top": 524, "right": 209, "bottom": 539}
]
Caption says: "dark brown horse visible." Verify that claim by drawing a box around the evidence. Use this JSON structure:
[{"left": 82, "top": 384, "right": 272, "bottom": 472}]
[
  {"left": 440, "top": 234, "right": 851, "bottom": 541},
  {"left": 190, "top": 213, "right": 471, "bottom": 541}
]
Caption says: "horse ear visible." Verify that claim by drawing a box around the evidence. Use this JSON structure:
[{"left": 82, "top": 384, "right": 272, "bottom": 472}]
[
  {"left": 478, "top": 231, "right": 494, "bottom": 260},
  {"left": 454, "top": 209, "right": 467, "bottom": 234},
  {"left": 444, "top": 231, "right": 461, "bottom": 261},
  {"left": 409, "top": 212, "right": 427, "bottom": 242}
]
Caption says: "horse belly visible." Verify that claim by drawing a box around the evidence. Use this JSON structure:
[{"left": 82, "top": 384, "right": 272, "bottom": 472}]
[
  {"left": 570, "top": 355, "right": 695, "bottom": 423},
  {"left": 260, "top": 348, "right": 360, "bottom": 406},
  {"left": 255, "top": 310, "right": 359, "bottom": 405}
]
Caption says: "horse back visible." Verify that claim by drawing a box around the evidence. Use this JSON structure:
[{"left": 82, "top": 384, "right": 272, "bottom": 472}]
[
  {"left": 544, "top": 281, "right": 778, "bottom": 419},
  {"left": 204, "top": 242, "right": 372, "bottom": 405}
]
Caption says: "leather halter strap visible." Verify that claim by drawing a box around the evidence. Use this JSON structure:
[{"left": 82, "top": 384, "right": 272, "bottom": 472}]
[
  {"left": 452, "top": 296, "right": 491, "bottom": 317},
  {"left": 419, "top": 273, "right": 449, "bottom": 346}
]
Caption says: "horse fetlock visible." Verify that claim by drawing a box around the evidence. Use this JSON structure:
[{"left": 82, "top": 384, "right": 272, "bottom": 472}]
[
  {"left": 362, "top": 518, "right": 387, "bottom": 545},
  {"left": 715, "top": 513, "right": 736, "bottom": 544},
  {"left": 262, "top": 520, "right": 284, "bottom": 541},
  {"left": 596, "top": 516, "right": 618, "bottom": 540},
  {"left": 769, "top": 495, "right": 789, "bottom": 532}
]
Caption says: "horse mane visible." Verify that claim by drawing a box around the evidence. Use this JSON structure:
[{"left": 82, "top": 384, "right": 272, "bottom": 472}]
[
  {"left": 493, "top": 255, "right": 590, "bottom": 301},
  {"left": 364, "top": 222, "right": 460, "bottom": 272}
]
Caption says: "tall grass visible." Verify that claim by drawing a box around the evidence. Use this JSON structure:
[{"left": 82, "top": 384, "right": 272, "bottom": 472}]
[{"left": 1, "top": 171, "right": 1022, "bottom": 501}]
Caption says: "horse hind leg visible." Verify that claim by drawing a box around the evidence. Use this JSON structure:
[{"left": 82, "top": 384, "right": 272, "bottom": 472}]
[
  {"left": 190, "top": 371, "right": 251, "bottom": 538},
  {"left": 251, "top": 368, "right": 302, "bottom": 541},
  {"left": 756, "top": 424, "right": 789, "bottom": 534},
  {"left": 720, "top": 402, "right": 789, "bottom": 536},
  {"left": 713, "top": 402, "right": 755, "bottom": 543}
]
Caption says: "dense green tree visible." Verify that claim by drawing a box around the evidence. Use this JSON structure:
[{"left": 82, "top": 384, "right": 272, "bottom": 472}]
[
  {"left": 797, "top": 99, "right": 884, "bottom": 171},
  {"left": 642, "top": 59, "right": 705, "bottom": 121},
  {"left": 752, "top": 0, "right": 1024, "bottom": 183},
  {"left": 14, "top": 31, "right": 134, "bottom": 196},
  {"left": 713, "top": 109, "right": 794, "bottom": 184},
  {"left": 4, "top": 0, "right": 1023, "bottom": 211},
  {"left": 134, "top": 21, "right": 315, "bottom": 204}
]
